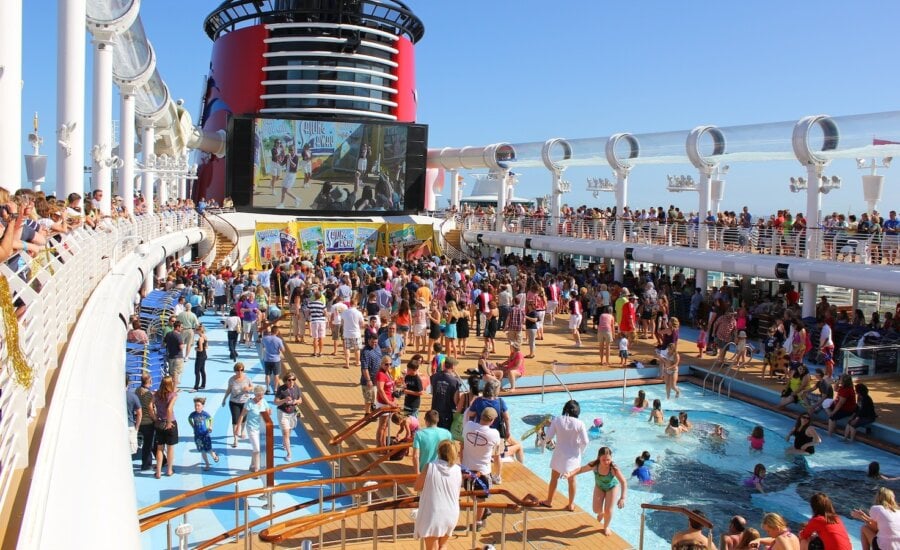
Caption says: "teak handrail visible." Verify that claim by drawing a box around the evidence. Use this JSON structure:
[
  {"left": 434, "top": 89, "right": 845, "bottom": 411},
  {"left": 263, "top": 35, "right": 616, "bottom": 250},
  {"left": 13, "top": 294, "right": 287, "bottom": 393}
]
[
  {"left": 259, "top": 487, "right": 540, "bottom": 543},
  {"left": 140, "top": 474, "right": 417, "bottom": 531},
  {"left": 193, "top": 479, "right": 411, "bottom": 550},
  {"left": 640, "top": 504, "right": 714, "bottom": 529},
  {"left": 329, "top": 406, "right": 400, "bottom": 446},
  {"left": 141, "top": 468, "right": 541, "bottom": 549},
  {"left": 138, "top": 442, "right": 411, "bottom": 516}
]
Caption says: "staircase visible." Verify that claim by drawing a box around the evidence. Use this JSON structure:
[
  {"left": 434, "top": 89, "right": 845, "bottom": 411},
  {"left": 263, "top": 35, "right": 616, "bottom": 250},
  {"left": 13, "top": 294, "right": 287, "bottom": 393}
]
[
  {"left": 211, "top": 228, "right": 237, "bottom": 268},
  {"left": 441, "top": 227, "right": 468, "bottom": 260},
  {"left": 445, "top": 227, "right": 462, "bottom": 249}
]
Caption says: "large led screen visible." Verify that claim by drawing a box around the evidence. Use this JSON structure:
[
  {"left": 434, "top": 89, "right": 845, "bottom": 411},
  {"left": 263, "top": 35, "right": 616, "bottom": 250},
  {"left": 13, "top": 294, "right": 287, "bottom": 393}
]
[{"left": 227, "top": 116, "right": 427, "bottom": 214}]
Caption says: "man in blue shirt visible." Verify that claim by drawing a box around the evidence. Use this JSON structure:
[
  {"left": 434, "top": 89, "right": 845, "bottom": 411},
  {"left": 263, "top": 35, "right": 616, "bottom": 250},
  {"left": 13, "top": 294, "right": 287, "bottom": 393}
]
[
  {"left": 261, "top": 326, "right": 285, "bottom": 394},
  {"left": 883, "top": 210, "right": 900, "bottom": 265}
]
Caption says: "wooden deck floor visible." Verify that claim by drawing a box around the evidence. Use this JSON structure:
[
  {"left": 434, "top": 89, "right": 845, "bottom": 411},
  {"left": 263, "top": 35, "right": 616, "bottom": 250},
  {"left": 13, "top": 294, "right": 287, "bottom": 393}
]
[
  {"left": 261, "top": 317, "right": 637, "bottom": 549},
  {"left": 248, "top": 310, "right": 898, "bottom": 549}
]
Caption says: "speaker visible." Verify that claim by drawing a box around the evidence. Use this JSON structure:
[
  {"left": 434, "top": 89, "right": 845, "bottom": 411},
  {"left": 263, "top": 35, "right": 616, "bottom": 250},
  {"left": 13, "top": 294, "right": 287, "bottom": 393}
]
[{"left": 226, "top": 116, "right": 255, "bottom": 208}]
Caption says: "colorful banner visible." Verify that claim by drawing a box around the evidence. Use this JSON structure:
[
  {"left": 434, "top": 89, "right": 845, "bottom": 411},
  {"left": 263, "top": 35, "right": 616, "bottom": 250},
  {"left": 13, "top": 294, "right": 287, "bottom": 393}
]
[
  {"left": 244, "top": 220, "right": 440, "bottom": 270},
  {"left": 355, "top": 227, "right": 377, "bottom": 255},
  {"left": 389, "top": 225, "right": 418, "bottom": 244},
  {"left": 256, "top": 229, "right": 283, "bottom": 262},
  {"left": 279, "top": 231, "right": 298, "bottom": 258},
  {"left": 324, "top": 227, "right": 356, "bottom": 253},
  {"left": 300, "top": 225, "right": 324, "bottom": 252}
]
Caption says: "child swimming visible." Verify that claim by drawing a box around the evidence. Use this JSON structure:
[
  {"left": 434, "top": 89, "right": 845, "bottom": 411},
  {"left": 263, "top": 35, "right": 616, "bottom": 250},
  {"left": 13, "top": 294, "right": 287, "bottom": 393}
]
[
  {"left": 632, "top": 390, "right": 649, "bottom": 412},
  {"left": 678, "top": 411, "right": 693, "bottom": 432},
  {"left": 711, "top": 424, "right": 726, "bottom": 440},
  {"left": 631, "top": 456, "right": 653, "bottom": 485},
  {"left": 743, "top": 463, "right": 766, "bottom": 493},
  {"left": 588, "top": 417, "right": 604, "bottom": 439},
  {"left": 665, "top": 416, "right": 681, "bottom": 437},
  {"left": 648, "top": 399, "right": 664, "bottom": 425},
  {"left": 748, "top": 425, "right": 765, "bottom": 452}
]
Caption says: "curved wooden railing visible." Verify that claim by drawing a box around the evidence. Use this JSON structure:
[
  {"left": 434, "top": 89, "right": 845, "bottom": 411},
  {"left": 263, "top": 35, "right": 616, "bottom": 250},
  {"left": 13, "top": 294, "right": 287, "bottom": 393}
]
[
  {"left": 639, "top": 504, "right": 715, "bottom": 550},
  {"left": 194, "top": 477, "right": 415, "bottom": 550},
  {"left": 329, "top": 406, "right": 399, "bottom": 446},
  {"left": 259, "top": 486, "right": 540, "bottom": 543},
  {"left": 140, "top": 466, "right": 541, "bottom": 550},
  {"left": 138, "top": 442, "right": 411, "bottom": 517}
]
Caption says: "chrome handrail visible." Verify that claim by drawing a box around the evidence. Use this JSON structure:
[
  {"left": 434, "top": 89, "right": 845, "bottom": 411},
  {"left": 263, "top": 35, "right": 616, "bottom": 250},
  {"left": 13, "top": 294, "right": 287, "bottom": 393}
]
[
  {"left": 700, "top": 341, "right": 737, "bottom": 396},
  {"left": 540, "top": 367, "right": 573, "bottom": 403}
]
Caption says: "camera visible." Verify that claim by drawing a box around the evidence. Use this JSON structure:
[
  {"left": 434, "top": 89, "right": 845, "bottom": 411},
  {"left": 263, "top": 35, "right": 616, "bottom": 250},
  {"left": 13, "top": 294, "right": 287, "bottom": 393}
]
[{"left": 391, "top": 380, "right": 405, "bottom": 399}]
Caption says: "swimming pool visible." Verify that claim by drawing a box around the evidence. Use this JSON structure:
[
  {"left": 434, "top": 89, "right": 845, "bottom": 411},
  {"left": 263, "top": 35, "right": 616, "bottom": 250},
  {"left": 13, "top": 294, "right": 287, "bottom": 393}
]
[{"left": 505, "top": 384, "right": 900, "bottom": 548}]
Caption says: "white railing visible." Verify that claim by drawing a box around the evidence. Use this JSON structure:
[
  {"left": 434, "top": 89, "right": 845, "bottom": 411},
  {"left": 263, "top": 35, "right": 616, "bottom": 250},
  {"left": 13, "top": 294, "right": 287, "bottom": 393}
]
[
  {"left": 197, "top": 215, "right": 218, "bottom": 266},
  {"left": 204, "top": 211, "right": 240, "bottom": 269},
  {"left": 453, "top": 212, "right": 900, "bottom": 266},
  {"left": 437, "top": 214, "right": 468, "bottom": 261},
  {"left": 0, "top": 211, "right": 199, "bottom": 526}
]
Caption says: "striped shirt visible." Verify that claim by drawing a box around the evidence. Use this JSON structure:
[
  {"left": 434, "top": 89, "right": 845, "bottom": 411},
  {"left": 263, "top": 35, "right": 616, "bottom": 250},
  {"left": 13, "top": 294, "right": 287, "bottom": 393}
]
[{"left": 307, "top": 299, "right": 326, "bottom": 323}]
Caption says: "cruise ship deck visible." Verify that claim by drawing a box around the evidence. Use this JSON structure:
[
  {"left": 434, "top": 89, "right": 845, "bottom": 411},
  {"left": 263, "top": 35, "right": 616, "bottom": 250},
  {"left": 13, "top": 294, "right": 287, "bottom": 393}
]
[{"left": 3, "top": 1, "right": 900, "bottom": 549}]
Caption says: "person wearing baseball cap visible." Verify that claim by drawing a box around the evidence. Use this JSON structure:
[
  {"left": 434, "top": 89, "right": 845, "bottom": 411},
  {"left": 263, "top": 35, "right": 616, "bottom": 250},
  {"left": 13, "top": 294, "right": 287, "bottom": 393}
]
[{"left": 461, "top": 406, "right": 502, "bottom": 530}]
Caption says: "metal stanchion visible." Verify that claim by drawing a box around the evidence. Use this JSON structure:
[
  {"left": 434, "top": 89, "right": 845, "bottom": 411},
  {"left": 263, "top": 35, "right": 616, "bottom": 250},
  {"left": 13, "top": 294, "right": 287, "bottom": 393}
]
[
  {"left": 373, "top": 510, "right": 379, "bottom": 550},
  {"left": 244, "top": 498, "right": 250, "bottom": 550},
  {"left": 319, "top": 486, "right": 325, "bottom": 548},
  {"left": 392, "top": 482, "right": 398, "bottom": 542},
  {"left": 521, "top": 509, "right": 528, "bottom": 549},
  {"left": 234, "top": 482, "right": 240, "bottom": 542},
  {"left": 639, "top": 509, "right": 646, "bottom": 550}
]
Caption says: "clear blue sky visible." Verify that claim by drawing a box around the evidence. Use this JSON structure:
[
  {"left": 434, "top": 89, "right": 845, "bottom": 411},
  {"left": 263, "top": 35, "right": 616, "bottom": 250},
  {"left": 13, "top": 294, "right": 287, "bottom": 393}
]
[{"left": 20, "top": 0, "right": 900, "bottom": 216}]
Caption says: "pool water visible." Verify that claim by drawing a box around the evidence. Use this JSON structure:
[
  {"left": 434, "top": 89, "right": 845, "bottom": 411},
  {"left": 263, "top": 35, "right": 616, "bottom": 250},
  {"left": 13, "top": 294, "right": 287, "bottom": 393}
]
[{"left": 504, "top": 384, "right": 900, "bottom": 548}]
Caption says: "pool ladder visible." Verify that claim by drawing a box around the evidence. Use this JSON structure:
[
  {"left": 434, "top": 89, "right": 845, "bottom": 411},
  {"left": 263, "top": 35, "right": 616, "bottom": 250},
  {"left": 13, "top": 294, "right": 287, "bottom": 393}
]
[
  {"left": 540, "top": 367, "right": 573, "bottom": 403},
  {"left": 701, "top": 342, "right": 740, "bottom": 397}
]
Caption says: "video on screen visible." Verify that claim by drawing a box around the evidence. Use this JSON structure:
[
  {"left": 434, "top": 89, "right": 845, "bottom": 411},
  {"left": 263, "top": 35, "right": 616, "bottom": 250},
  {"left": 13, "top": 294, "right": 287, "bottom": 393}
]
[{"left": 251, "top": 118, "right": 411, "bottom": 212}]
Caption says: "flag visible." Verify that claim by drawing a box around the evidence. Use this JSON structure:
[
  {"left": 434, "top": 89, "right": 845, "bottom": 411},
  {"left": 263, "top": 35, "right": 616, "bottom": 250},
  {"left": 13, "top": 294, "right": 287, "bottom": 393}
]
[{"left": 873, "top": 138, "right": 900, "bottom": 146}]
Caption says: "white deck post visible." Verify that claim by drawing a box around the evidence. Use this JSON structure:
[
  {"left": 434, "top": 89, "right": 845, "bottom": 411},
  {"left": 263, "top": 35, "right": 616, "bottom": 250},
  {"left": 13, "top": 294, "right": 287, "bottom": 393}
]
[
  {"left": 141, "top": 125, "right": 155, "bottom": 214},
  {"left": 0, "top": 0, "right": 23, "bottom": 191},
  {"left": 91, "top": 34, "right": 114, "bottom": 214},
  {"left": 57, "top": 0, "right": 87, "bottom": 197},
  {"left": 119, "top": 88, "right": 135, "bottom": 215}
]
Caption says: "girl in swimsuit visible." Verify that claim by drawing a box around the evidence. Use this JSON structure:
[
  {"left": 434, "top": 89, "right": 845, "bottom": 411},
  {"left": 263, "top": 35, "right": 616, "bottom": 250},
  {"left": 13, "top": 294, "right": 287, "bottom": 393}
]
[
  {"left": 648, "top": 399, "right": 664, "bottom": 425},
  {"left": 563, "top": 446, "right": 627, "bottom": 535},
  {"left": 632, "top": 389, "right": 649, "bottom": 412},
  {"left": 753, "top": 512, "right": 800, "bottom": 550}
]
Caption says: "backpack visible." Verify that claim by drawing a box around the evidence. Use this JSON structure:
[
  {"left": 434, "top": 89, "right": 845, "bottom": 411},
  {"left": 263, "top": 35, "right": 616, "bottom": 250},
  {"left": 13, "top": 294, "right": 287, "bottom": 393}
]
[{"left": 804, "top": 330, "right": 813, "bottom": 354}]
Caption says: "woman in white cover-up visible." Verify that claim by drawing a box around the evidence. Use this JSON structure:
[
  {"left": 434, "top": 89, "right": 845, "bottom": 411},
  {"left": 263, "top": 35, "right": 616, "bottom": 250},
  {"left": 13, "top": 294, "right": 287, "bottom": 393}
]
[
  {"left": 414, "top": 440, "right": 462, "bottom": 549},
  {"left": 539, "top": 399, "right": 589, "bottom": 511}
]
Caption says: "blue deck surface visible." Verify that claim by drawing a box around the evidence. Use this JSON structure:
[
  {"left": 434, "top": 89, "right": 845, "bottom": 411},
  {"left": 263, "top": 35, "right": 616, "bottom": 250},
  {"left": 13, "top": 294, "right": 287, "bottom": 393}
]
[{"left": 133, "top": 309, "right": 330, "bottom": 549}]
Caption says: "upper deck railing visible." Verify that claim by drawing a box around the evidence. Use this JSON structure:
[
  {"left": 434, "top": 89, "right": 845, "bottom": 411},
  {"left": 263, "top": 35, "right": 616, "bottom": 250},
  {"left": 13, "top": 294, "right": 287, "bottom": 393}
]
[
  {"left": 0, "top": 211, "right": 199, "bottom": 539},
  {"left": 454, "top": 211, "right": 899, "bottom": 266}
]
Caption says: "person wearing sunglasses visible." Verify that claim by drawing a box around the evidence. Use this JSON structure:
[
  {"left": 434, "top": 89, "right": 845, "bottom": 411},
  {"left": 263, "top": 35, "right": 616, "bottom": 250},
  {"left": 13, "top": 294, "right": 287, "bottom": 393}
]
[{"left": 274, "top": 372, "right": 302, "bottom": 461}]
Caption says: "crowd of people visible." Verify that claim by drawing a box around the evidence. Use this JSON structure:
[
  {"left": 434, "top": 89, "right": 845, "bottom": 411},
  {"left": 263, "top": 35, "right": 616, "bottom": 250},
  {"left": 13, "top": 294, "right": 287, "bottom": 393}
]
[
  {"left": 453, "top": 202, "right": 900, "bottom": 264},
  {"left": 0, "top": 185, "right": 206, "bottom": 278},
  {"left": 120, "top": 229, "right": 898, "bottom": 549}
]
